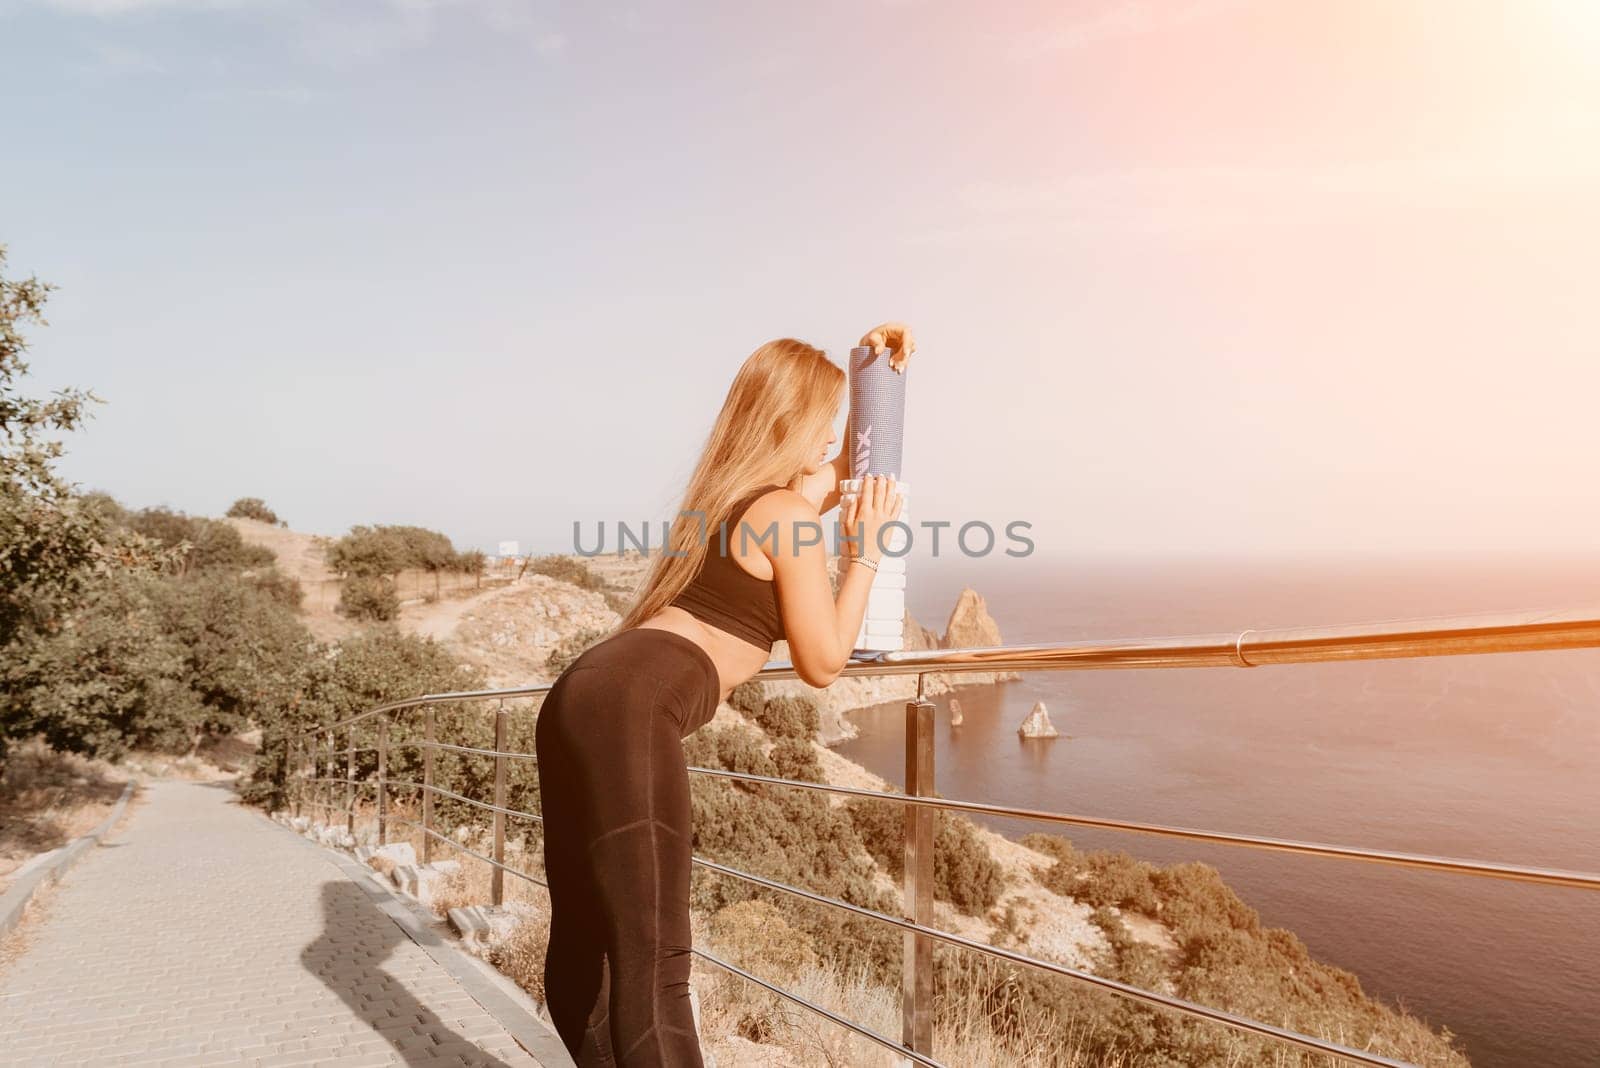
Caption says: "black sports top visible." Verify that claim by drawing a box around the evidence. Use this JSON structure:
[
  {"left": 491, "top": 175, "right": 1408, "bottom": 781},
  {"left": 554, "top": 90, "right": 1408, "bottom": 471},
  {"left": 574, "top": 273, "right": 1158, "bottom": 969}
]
[{"left": 669, "top": 484, "right": 787, "bottom": 651}]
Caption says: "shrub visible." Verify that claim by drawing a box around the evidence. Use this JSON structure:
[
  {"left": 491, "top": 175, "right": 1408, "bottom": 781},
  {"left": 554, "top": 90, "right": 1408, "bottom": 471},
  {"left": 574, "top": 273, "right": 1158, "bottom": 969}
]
[
  {"left": 326, "top": 523, "right": 469, "bottom": 582},
  {"left": 768, "top": 738, "right": 823, "bottom": 783},
  {"left": 727, "top": 680, "right": 765, "bottom": 716},
  {"left": 127, "top": 507, "right": 276, "bottom": 574},
  {"left": 226, "top": 497, "right": 281, "bottom": 525},
  {"left": 525, "top": 554, "right": 608, "bottom": 591},
  {"left": 937, "top": 812, "right": 1007, "bottom": 914},
  {"left": 338, "top": 574, "right": 398, "bottom": 621},
  {"left": 244, "top": 628, "right": 490, "bottom": 811},
  {"left": 708, "top": 899, "right": 818, "bottom": 983},
  {"left": 246, "top": 567, "right": 304, "bottom": 610},
  {"left": 1076, "top": 850, "right": 1160, "bottom": 913},
  {"left": 845, "top": 796, "right": 1006, "bottom": 915},
  {"left": 545, "top": 626, "right": 608, "bottom": 675},
  {"left": 488, "top": 912, "right": 552, "bottom": 1005},
  {"left": 456, "top": 549, "right": 487, "bottom": 579},
  {"left": 1020, "top": 830, "right": 1079, "bottom": 869},
  {"left": 1027, "top": 833, "right": 1164, "bottom": 916},
  {"left": 754, "top": 694, "right": 818, "bottom": 740},
  {"left": 1150, "top": 860, "right": 1261, "bottom": 932},
  {"left": 326, "top": 526, "right": 411, "bottom": 579},
  {"left": 684, "top": 724, "right": 899, "bottom": 986}
]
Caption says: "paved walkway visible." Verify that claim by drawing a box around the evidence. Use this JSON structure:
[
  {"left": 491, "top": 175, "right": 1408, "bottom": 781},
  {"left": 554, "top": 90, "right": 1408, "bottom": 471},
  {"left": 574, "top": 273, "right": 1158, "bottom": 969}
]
[{"left": 0, "top": 780, "right": 560, "bottom": 1067}]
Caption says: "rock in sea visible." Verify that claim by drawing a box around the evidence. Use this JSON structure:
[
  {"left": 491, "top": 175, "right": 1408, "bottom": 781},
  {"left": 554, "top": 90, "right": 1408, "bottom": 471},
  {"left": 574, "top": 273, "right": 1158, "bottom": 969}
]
[{"left": 1017, "top": 700, "right": 1059, "bottom": 738}]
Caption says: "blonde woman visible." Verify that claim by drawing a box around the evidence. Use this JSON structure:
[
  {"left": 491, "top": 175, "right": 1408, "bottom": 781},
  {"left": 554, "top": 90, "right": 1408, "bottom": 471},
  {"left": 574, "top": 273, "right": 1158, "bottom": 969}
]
[{"left": 534, "top": 324, "right": 914, "bottom": 1066}]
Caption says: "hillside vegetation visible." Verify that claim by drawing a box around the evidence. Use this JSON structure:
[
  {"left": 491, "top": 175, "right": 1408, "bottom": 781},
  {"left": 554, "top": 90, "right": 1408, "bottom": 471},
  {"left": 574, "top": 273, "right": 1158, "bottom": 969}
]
[
  {"left": 0, "top": 248, "right": 1467, "bottom": 1063},
  {"left": 271, "top": 546, "right": 1470, "bottom": 1067}
]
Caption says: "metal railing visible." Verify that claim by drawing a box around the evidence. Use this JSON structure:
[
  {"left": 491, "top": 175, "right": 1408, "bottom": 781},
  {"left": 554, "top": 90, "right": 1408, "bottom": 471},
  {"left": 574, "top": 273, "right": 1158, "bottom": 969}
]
[{"left": 287, "top": 605, "right": 1600, "bottom": 1067}]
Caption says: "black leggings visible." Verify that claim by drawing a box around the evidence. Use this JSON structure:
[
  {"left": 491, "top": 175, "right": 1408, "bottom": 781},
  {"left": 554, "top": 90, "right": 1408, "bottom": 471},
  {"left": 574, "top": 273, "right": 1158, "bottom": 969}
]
[{"left": 535, "top": 626, "right": 720, "bottom": 1067}]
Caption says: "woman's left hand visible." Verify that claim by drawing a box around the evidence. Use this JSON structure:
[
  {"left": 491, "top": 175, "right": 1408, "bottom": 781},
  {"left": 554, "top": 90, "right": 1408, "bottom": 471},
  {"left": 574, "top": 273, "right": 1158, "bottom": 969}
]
[{"left": 858, "top": 321, "right": 916, "bottom": 374}]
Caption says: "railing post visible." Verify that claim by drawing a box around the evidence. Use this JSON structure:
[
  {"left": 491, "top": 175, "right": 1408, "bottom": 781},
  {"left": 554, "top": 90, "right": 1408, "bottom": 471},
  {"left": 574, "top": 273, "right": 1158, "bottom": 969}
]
[
  {"left": 377, "top": 715, "right": 389, "bottom": 846},
  {"left": 306, "top": 735, "right": 316, "bottom": 820},
  {"left": 324, "top": 730, "right": 335, "bottom": 826},
  {"left": 902, "top": 693, "right": 935, "bottom": 1058},
  {"left": 492, "top": 700, "right": 508, "bottom": 906},
  {"left": 313, "top": 733, "right": 324, "bottom": 822},
  {"left": 289, "top": 736, "right": 301, "bottom": 817},
  {"left": 345, "top": 727, "right": 356, "bottom": 837},
  {"left": 422, "top": 705, "right": 435, "bottom": 866}
]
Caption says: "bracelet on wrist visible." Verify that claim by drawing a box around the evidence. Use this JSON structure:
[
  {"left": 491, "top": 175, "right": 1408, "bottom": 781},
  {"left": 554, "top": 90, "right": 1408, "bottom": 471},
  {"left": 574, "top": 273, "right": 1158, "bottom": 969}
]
[{"left": 853, "top": 556, "right": 879, "bottom": 572}]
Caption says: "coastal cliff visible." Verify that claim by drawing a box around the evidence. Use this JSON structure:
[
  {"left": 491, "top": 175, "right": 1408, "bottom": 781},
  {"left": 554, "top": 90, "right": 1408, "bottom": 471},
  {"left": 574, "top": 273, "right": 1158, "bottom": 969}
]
[{"left": 287, "top": 542, "right": 1468, "bottom": 1067}]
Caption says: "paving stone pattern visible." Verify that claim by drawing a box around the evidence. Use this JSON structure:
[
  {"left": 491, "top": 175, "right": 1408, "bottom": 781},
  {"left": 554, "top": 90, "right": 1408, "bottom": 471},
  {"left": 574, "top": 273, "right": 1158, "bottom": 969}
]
[{"left": 0, "top": 780, "right": 550, "bottom": 1067}]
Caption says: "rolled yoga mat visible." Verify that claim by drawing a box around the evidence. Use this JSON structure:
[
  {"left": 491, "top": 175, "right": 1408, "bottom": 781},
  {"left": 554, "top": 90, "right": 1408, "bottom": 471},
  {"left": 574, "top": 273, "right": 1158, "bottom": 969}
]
[
  {"left": 847, "top": 344, "right": 906, "bottom": 479},
  {"left": 843, "top": 343, "right": 910, "bottom": 652}
]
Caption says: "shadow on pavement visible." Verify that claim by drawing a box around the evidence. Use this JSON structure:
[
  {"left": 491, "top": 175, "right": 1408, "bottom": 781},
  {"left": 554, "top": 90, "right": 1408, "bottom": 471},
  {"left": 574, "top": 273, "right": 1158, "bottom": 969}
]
[{"left": 301, "top": 880, "right": 518, "bottom": 1067}]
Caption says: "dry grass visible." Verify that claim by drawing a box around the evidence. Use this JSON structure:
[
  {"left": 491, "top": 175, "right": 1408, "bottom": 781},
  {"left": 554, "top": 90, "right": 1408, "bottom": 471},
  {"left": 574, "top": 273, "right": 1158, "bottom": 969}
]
[
  {"left": 486, "top": 909, "right": 552, "bottom": 1005},
  {"left": 692, "top": 932, "right": 1122, "bottom": 1068},
  {"left": 0, "top": 770, "right": 144, "bottom": 977},
  {"left": 305, "top": 799, "right": 1456, "bottom": 1068},
  {"left": 0, "top": 739, "right": 131, "bottom": 893}
]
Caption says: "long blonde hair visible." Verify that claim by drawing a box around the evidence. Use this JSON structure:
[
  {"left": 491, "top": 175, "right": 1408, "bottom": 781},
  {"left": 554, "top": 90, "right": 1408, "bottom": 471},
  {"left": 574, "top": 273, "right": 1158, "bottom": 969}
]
[{"left": 614, "top": 338, "right": 845, "bottom": 635}]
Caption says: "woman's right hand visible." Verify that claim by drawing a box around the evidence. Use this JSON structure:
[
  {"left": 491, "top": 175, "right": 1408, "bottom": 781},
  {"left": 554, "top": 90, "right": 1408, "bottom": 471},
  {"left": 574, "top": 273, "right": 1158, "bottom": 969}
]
[{"left": 842, "top": 473, "right": 903, "bottom": 563}]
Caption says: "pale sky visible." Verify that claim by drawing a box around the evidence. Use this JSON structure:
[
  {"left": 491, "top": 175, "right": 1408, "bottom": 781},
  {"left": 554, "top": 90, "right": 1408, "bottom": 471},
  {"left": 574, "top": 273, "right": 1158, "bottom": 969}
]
[{"left": 4, "top": 0, "right": 1596, "bottom": 562}]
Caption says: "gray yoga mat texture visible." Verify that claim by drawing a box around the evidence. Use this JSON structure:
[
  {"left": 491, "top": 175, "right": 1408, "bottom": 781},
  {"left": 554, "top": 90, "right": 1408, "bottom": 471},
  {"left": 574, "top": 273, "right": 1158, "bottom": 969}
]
[
  {"left": 845, "top": 343, "right": 910, "bottom": 652},
  {"left": 847, "top": 345, "right": 906, "bottom": 479}
]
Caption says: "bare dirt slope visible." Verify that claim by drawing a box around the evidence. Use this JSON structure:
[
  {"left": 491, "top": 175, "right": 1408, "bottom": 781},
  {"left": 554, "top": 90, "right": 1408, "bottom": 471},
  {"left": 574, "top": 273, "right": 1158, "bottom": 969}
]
[
  {"left": 225, "top": 517, "right": 531, "bottom": 648},
  {"left": 229, "top": 519, "right": 1021, "bottom": 744},
  {"left": 223, "top": 517, "right": 350, "bottom": 642}
]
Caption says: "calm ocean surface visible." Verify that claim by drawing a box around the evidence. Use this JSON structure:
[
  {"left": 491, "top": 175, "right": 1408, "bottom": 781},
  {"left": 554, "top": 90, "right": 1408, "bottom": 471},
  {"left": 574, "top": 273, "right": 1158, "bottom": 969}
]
[{"left": 833, "top": 552, "right": 1600, "bottom": 1068}]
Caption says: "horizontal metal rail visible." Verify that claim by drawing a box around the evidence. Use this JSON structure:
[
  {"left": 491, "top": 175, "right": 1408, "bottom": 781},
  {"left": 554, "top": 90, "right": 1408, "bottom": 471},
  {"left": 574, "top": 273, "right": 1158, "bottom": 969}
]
[
  {"left": 298, "top": 604, "right": 1600, "bottom": 737},
  {"left": 390, "top": 739, "right": 539, "bottom": 761},
  {"left": 299, "top": 772, "right": 1412, "bottom": 1064},
  {"left": 685, "top": 767, "right": 1600, "bottom": 891},
  {"left": 286, "top": 602, "right": 1600, "bottom": 1064},
  {"left": 385, "top": 779, "right": 543, "bottom": 824},
  {"left": 688, "top": 857, "right": 1412, "bottom": 1067},
  {"left": 305, "top": 768, "right": 1600, "bottom": 890},
  {"left": 385, "top": 813, "right": 548, "bottom": 891},
  {"left": 309, "top": 797, "right": 548, "bottom": 891}
]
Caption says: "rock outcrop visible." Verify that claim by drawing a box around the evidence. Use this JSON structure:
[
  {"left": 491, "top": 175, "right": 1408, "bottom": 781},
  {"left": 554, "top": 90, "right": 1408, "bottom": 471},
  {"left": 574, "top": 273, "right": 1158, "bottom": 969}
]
[
  {"left": 449, "top": 576, "right": 620, "bottom": 688},
  {"left": 949, "top": 696, "right": 964, "bottom": 726},
  {"left": 934, "top": 586, "right": 1024, "bottom": 688},
  {"left": 1017, "top": 700, "right": 1059, "bottom": 738},
  {"left": 448, "top": 904, "right": 520, "bottom": 947},
  {"left": 760, "top": 582, "right": 1026, "bottom": 745}
]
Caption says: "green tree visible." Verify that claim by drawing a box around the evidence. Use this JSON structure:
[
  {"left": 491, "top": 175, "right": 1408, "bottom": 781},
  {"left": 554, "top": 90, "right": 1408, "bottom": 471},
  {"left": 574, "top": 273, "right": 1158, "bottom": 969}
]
[
  {"left": 148, "top": 569, "right": 317, "bottom": 749},
  {"left": 326, "top": 524, "right": 412, "bottom": 579},
  {"left": 242, "top": 628, "right": 484, "bottom": 810},
  {"left": 0, "top": 247, "right": 182, "bottom": 767},
  {"left": 0, "top": 247, "right": 106, "bottom": 654},
  {"left": 1, "top": 567, "right": 196, "bottom": 759}
]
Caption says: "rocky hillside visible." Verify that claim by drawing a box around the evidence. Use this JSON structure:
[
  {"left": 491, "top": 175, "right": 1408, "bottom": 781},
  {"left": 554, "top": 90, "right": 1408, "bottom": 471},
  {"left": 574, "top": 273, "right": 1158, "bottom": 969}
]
[
  {"left": 228, "top": 523, "right": 1024, "bottom": 743},
  {"left": 246, "top": 531, "right": 1468, "bottom": 1065}
]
